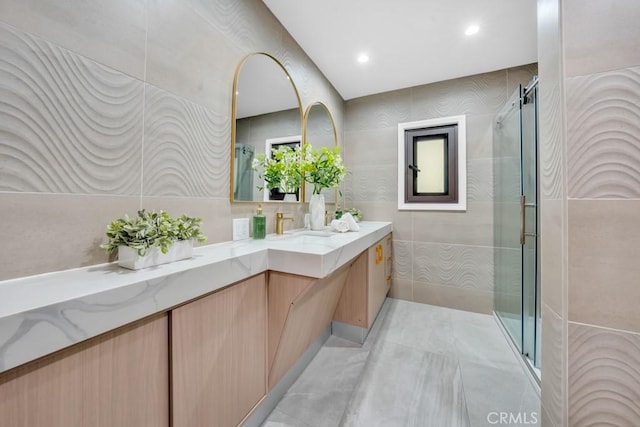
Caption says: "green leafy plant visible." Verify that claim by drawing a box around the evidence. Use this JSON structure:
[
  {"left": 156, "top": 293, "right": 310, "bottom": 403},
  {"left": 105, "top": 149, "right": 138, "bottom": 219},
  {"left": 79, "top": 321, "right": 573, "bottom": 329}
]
[
  {"left": 100, "top": 210, "right": 206, "bottom": 256},
  {"left": 300, "top": 143, "right": 347, "bottom": 194},
  {"left": 251, "top": 144, "right": 303, "bottom": 193},
  {"left": 346, "top": 208, "right": 363, "bottom": 221}
]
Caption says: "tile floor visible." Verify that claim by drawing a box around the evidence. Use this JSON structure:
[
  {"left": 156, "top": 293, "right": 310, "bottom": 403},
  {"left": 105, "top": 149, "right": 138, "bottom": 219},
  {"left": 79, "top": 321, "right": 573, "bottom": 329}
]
[{"left": 262, "top": 298, "right": 540, "bottom": 427}]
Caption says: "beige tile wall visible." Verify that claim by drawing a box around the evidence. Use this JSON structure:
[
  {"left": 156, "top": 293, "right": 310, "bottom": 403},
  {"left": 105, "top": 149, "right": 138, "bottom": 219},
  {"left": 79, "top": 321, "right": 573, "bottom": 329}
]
[
  {"left": 541, "top": 303, "right": 565, "bottom": 427},
  {"left": 537, "top": 0, "right": 568, "bottom": 424},
  {"left": 538, "top": 0, "right": 640, "bottom": 424},
  {"left": 0, "top": 0, "right": 344, "bottom": 280},
  {"left": 567, "top": 323, "right": 640, "bottom": 425},
  {"left": 343, "top": 64, "right": 538, "bottom": 314},
  {"left": 563, "top": 0, "right": 640, "bottom": 424}
]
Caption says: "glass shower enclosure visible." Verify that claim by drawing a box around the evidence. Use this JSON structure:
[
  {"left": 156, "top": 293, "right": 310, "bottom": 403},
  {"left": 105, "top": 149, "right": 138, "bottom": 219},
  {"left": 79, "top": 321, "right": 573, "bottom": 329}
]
[
  {"left": 493, "top": 78, "right": 540, "bottom": 374},
  {"left": 234, "top": 143, "right": 255, "bottom": 201}
]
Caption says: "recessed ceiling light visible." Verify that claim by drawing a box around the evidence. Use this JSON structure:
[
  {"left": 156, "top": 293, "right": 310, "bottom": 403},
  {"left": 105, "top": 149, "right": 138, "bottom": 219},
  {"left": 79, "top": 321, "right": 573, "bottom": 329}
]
[
  {"left": 465, "top": 25, "right": 479, "bottom": 36},
  {"left": 357, "top": 53, "right": 369, "bottom": 63}
]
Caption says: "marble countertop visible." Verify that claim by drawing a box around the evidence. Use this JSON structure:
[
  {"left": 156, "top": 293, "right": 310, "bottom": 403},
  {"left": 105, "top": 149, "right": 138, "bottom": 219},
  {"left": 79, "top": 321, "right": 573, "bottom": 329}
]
[{"left": 0, "top": 221, "right": 391, "bottom": 374}]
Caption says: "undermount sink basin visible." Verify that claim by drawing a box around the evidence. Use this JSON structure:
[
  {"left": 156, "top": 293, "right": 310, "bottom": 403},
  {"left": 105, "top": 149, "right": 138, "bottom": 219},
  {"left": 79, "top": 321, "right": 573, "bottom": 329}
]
[
  {"left": 296, "top": 230, "right": 334, "bottom": 237},
  {"left": 266, "top": 228, "right": 336, "bottom": 240}
]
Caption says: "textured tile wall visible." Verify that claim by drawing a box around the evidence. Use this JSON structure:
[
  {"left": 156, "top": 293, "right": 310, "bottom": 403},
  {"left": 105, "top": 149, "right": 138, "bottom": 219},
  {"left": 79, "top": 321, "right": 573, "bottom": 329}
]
[
  {"left": 541, "top": 303, "right": 565, "bottom": 426},
  {"left": 568, "top": 323, "right": 640, "bottom": 425},
  {"left": 0, "top": 22, "right": 145, "bottom": 195},
  {"left": 566, "top": 67, "right": 640, "bottom": 199},
  {"left": 537, "top": 0, "right": 567, "bottom": 424},
  {"left": 563, "top": 0, "right": 640, "bottom": 424},
  {"left": 343, "top": 64, "right": 537, "bottom": 314},
  {"left": 0, "top": 0, "right": 344, "bottom": 280}
]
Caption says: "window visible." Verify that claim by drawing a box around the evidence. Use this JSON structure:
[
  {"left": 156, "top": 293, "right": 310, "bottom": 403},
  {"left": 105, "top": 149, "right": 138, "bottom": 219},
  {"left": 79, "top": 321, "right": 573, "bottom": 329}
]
[
  {"left": 264, "top": 136, "right": 301, "bottom": 202},
  {"left": 398, "top": 116, "right": 466, "bottom": 211}
]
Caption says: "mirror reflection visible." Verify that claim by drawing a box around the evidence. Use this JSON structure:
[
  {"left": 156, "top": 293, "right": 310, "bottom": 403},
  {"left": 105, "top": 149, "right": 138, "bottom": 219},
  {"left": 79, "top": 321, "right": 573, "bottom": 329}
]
[
  {"left": 303, "top": 102, "right": 338, "bottom": 203},
  {"left": 232, "top": 53, "right": 302, "bottom": 202},
  {"left": 261, "top": 136, "right": 301, "bottom": 202}
]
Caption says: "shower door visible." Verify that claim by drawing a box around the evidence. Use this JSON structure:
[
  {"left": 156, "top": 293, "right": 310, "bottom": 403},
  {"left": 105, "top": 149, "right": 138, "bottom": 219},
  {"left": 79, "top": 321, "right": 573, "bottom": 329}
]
[
  {"left": 521, "top": 82, "right": 539, "bottom": 367},
  {"left": 494, "top": 79, "right": 539, "bottom": 370}
]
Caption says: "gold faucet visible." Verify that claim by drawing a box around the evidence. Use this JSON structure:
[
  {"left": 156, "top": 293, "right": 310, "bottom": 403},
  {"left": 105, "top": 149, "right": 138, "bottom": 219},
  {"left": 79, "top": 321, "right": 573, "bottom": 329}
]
[{"left": 276, "top": 212, "right": 295, "bottom": 234}]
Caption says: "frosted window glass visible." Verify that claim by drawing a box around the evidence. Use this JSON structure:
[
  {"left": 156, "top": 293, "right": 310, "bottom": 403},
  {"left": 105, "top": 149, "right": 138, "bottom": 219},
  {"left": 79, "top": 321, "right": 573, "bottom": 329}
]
[{"left": 416, "top": 137, "right": 445, "bottom": 193}]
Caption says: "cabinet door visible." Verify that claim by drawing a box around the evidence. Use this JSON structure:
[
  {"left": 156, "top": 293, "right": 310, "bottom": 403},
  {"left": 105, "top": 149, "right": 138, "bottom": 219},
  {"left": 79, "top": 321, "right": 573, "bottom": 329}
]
[
  {"left": 171, "top": 274, "right": 267, "bottom": 427},
  {"left": 268, "top": 265, "right": 350, "bottom": 388},
  {"left": 0, "top": 315, "right": 169, "bottom": 427},
  {"left": 334, "top": 233, "right": 393, "bottom": 329},
  {"left": 385, "top": 234, "right": 393, "bottom": 289},
  {"left": 367, "top": 236, "right": 390, "bottom": 328},
  {"left": 332, "top": 250, "right": 368, "bottom": 327}
]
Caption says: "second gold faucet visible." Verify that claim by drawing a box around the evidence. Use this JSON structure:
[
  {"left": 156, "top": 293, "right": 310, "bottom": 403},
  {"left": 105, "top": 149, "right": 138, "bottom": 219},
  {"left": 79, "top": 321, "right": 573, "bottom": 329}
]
[{"left": 275, "top": 212, "right": 295, "bottom": 234}]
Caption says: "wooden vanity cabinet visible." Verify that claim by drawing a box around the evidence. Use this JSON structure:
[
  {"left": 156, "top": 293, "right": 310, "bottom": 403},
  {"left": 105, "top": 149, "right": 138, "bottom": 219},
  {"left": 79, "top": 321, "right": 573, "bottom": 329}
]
[
  {"left": 0, "top": 314, "right": 170, "bottom": 427},
  {"left": 170, "top": 273, "right": 267, "bottom": 427},
  {"left": 334, "top": 233, "right": 393, "bottom": 329},
  {"left": 267, "top": 264, "right": 351, "bottom": 389},
  {"left": 0, "top": 227, "right": 392, "bottom": 427}
]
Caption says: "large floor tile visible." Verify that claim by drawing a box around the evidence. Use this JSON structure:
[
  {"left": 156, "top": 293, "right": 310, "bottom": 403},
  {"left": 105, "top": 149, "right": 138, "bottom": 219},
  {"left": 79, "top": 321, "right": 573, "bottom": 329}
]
[
  {"left": 275, "top": 389, "right": 355, "bottom": 427},
  {"left": 262, "top": 409, "right": 312, "bottom": 427},
  {"left": 452, "top": 312, "right": 521, "bottom": 369},
  {"left": 288, "top": 339, "right": 368, "bottom": 395},
  {"left": 459, "top": 359, "right": 540, "bottom": 427},
  {"left": 343, "top": 341, "right": 469, "bottom": 427},
  {"left": 262, "top": 299, "right": 539, "bottom": 427},
  {"left": 376, "top": 299, "right": 457, "bottom": 357}
]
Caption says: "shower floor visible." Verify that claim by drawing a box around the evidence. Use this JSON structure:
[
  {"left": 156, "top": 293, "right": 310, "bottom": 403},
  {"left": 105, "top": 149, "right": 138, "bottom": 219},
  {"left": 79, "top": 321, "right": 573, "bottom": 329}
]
[
  {"left": 496, "top": 312, "right": 541, "bottom": 378},
  {"left": 262, "top": 298, "right": 540, "bottom": 427}
]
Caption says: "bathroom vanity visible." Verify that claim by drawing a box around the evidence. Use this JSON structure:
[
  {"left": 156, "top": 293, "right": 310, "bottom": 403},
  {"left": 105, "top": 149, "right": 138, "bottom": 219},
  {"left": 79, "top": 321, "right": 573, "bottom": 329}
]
[{"left": 0, "top": 221, "right": 391, "bottom": 427}]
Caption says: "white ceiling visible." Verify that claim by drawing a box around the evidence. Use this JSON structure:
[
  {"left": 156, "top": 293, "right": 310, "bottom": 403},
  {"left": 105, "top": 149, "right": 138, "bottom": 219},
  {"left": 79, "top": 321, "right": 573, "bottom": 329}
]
[{"left": 263, "top": 0, "right": 538, "bottom": 100}]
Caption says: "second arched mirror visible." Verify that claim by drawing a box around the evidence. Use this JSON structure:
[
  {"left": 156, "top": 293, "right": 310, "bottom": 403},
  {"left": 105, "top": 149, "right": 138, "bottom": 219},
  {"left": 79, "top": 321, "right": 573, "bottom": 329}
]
[
  {"left": 231, "top": 53, "right": 303, "bottom": 202},
  {"left": 303, "top": 102, "right": 339, "bottom": 203}
]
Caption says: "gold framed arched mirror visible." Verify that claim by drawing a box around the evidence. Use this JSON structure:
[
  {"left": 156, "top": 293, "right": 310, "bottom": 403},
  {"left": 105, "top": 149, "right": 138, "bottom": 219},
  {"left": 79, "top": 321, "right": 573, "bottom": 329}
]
[
  {"left": 231, "top": 53, "right": 303, "bottom": 203},
  {"left": 303, "top": 102, "right": 339, "bottom": 203}
]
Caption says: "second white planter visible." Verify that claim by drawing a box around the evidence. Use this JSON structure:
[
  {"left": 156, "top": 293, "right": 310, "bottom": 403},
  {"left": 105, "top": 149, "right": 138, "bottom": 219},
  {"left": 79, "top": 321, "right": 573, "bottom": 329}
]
[
  {"left": 283, "top": 193, "right": 297, "bottom": 202},
  {"left": 309, "top": 193, "right": 325, "bottom": 230},
  {"left": 117, "top": 240, "right": 194, "bottom": 270}
]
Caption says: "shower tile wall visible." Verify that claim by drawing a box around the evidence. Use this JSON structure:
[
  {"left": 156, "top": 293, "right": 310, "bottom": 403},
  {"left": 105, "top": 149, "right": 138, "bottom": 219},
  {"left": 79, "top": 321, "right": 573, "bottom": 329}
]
[
  {"left": 343, "top": 64, "right": 537, "bottom": 314},
  {"left": 0, "top": 0, "right": 344, "bottom": 280},
  {"left": 537, "top": 0, "right": 567, "bottom": 424},
  {"left": 538, "top": 0, "right": 640, "bottom": 424},
  {"left": 563, "top": 0, "right": 640, "bottom": 424}
]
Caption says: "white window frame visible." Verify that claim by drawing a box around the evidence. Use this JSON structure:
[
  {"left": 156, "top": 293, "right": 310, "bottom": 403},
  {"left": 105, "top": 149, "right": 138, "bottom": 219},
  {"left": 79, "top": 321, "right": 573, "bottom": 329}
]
[{"left": 397, "top": 115, "right": 467, "bottom": 211}]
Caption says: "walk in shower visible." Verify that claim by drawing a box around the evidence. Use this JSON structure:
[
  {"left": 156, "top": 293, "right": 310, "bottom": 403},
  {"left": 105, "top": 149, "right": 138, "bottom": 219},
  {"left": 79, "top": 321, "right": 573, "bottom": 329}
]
[{"left": 493, "top": 78, "right": 540, "bottom": 375}]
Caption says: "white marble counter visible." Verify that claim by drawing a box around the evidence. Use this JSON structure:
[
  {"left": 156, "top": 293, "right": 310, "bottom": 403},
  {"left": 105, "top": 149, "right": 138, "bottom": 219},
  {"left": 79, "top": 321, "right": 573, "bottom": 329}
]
[{"left": 0, "top": 221, "right": 391, "bottom": 374}]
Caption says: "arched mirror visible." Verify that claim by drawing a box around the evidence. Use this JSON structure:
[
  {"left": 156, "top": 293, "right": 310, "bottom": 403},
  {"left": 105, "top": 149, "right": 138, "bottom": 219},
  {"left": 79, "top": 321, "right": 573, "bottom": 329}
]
[
  {"left": 231, "top": 53, "right": 303, "bottom": 202},
  {"left": 303, "top": 102, "right": 339, "bottom": 203}
]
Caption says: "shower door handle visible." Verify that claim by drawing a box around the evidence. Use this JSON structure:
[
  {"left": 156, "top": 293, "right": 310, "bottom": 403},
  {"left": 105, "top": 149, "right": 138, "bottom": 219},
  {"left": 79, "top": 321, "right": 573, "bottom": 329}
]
[{"left": 520, "top": 195, "right": 537, "bottom": 245}]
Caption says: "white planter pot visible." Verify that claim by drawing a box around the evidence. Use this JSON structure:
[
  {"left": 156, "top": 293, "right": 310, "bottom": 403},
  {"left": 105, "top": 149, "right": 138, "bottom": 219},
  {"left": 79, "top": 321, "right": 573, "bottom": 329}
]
[
  {"left": 117, "top": 240, "right": 194, "bottom": 270},
  {"left": 283, "top": 193, "right": 297, "bottom": 202},
  {"left": 309, "top": 193, "right": 325, "bottom": 231}
]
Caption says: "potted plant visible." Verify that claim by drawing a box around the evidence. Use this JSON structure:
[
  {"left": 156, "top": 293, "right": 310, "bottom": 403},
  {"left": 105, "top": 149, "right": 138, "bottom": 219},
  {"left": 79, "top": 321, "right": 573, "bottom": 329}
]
[
  {"left": 252, "top": 144, "right": 303, "bottom": 202},
  {"left": 346, "top": 208, "right": 363, "bottom": 222},
  {"left": 100, "top": 209, "right": 207, "bottom": 270},
  {"left": 335, "top": 206, "right": 362, "bottom": 222},
  {"left": 300, "top": 143, "right": 347, "bottom": 230}
]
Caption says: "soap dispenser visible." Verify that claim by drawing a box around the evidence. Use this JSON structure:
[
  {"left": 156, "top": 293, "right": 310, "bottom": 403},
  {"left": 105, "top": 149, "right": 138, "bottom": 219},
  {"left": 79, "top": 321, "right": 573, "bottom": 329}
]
[{"left": 253, "top": 203, "right": 266, "bottom": 239}]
